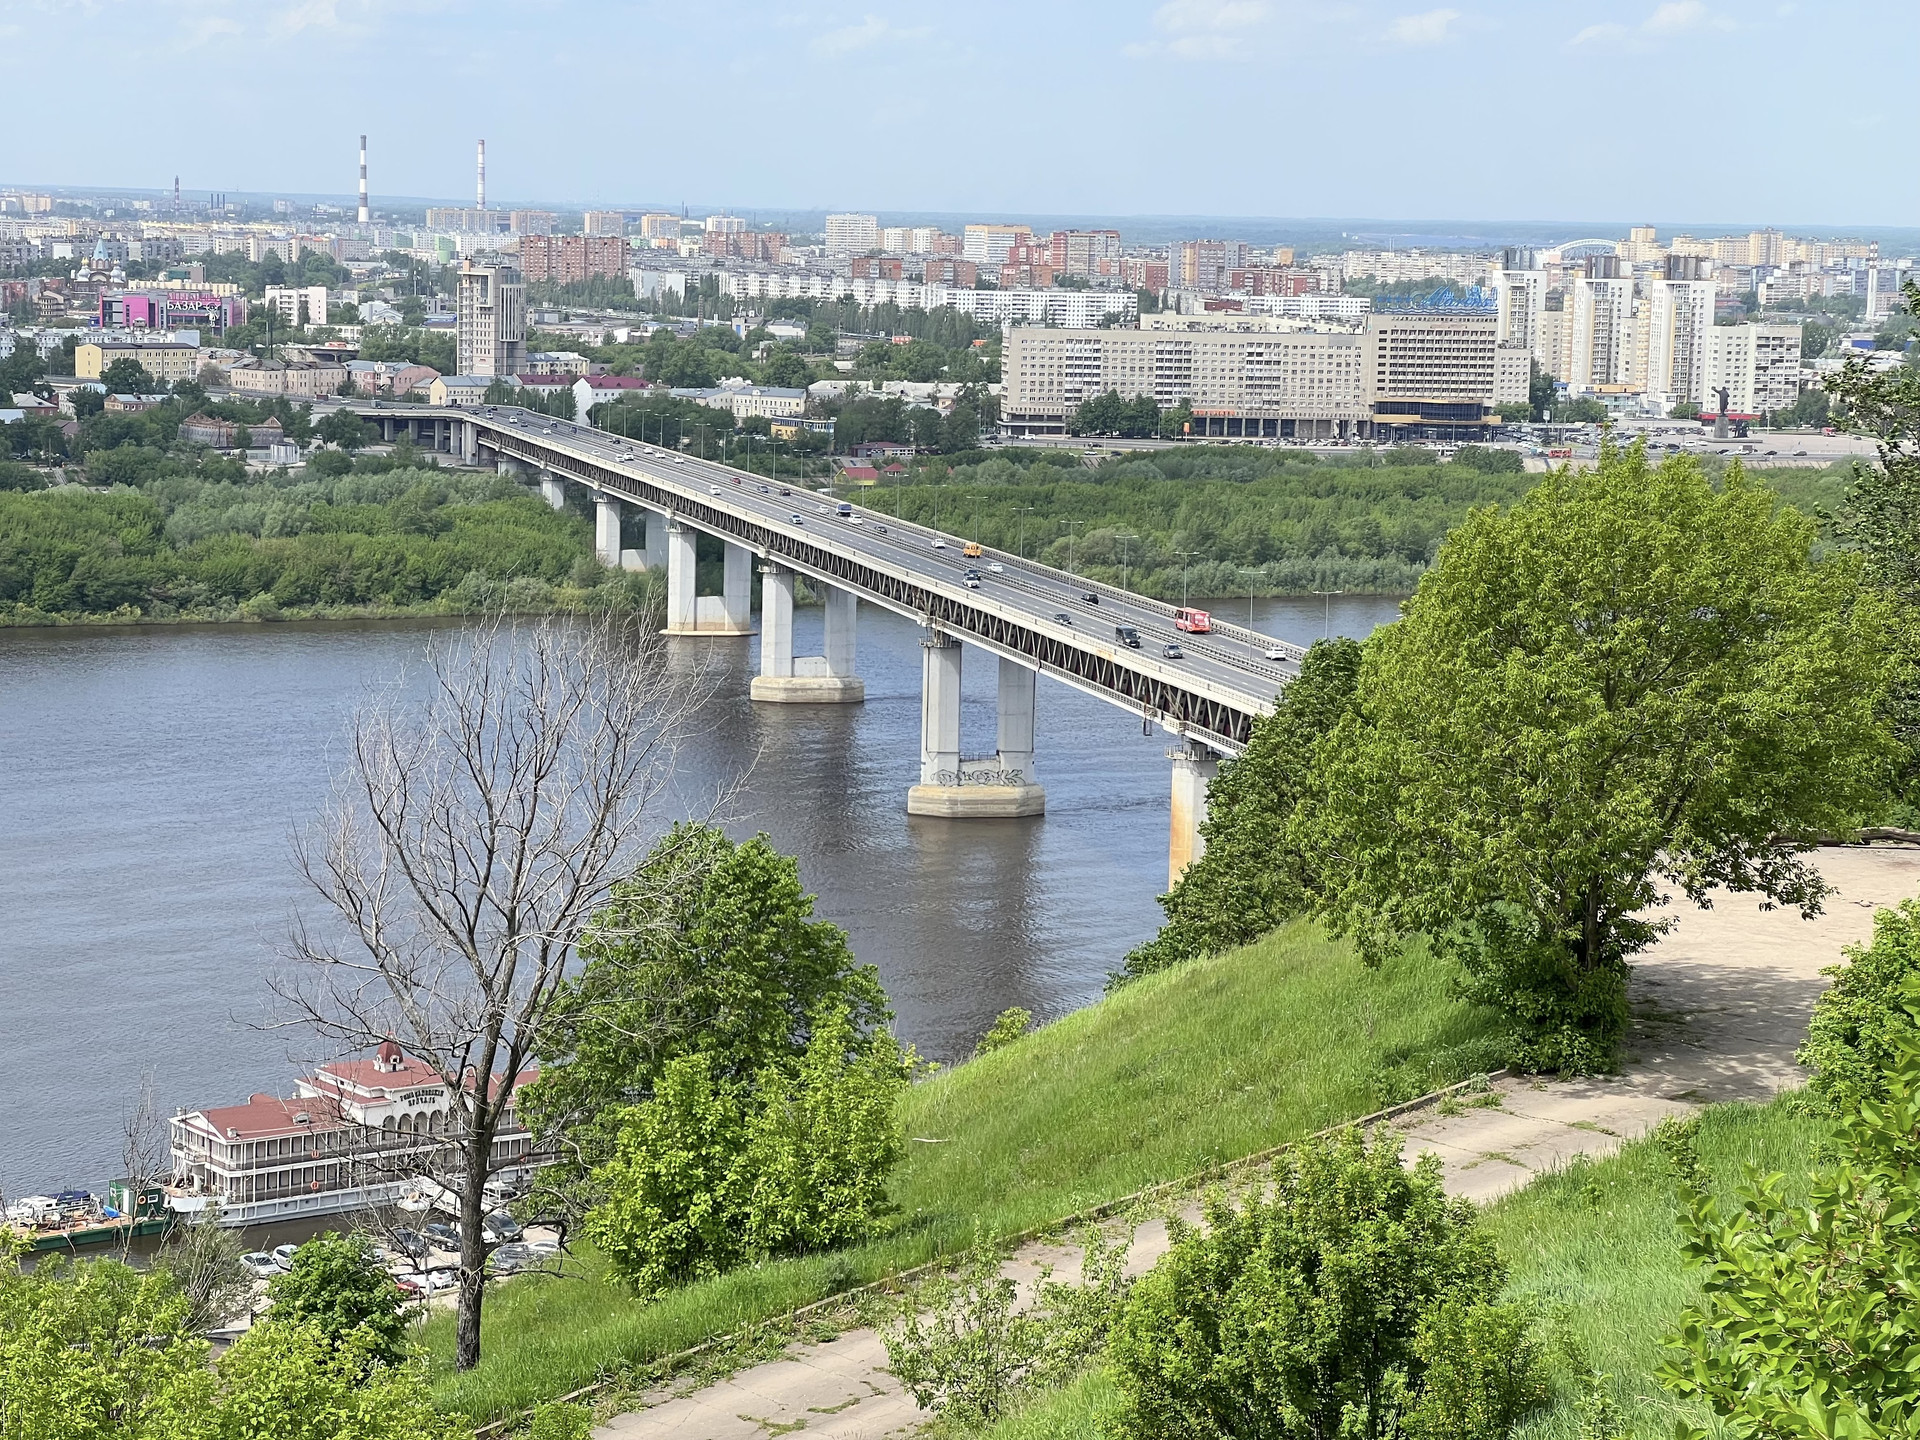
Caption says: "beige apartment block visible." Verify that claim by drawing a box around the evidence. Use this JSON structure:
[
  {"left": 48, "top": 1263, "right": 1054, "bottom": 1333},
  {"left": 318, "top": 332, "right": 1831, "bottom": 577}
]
[{"left": 76, "top": 341, "right": 201, "bottom": 383}]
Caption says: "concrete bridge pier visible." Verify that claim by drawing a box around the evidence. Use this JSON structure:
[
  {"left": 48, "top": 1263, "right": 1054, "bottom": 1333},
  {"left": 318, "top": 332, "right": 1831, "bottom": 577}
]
[
  {"left": 538, "top": 471, "right": 566, "bottom": 511},
  {"left": 661, "top": 520, "right": 755, "bottom": 635},
  {"left": 1168, "top": 740, "right": 1220, "bottom": 887},
  {"left": 594, "top": 494, "right": 623, "bottom": 568},
  {"left": 751, "top": 566, "right": 865, "bottom": 702},
  {"left": 906, "top": 633, "right": 1045, "bottom": 818}
]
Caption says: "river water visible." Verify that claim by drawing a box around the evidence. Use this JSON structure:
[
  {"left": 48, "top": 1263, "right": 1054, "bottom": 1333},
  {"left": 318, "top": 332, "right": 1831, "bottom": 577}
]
[{"left": 0, "top": 594, "right": 1399, "bottom": 1197}]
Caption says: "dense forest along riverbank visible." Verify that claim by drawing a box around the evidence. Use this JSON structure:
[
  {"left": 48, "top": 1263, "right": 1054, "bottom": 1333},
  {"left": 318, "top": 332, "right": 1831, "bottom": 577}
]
[{"left": 0, "top": 594, "right": 1401, "bottom": 1196}]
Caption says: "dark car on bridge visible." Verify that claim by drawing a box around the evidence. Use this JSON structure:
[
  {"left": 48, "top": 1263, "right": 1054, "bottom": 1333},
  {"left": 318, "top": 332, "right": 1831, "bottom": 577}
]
[{"left": 1115, "top": 625, "right": 1140, "bottom": 648}]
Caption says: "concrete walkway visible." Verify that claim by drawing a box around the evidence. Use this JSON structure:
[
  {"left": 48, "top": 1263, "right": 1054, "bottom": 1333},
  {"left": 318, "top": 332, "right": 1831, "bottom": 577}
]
[{"left": 594, "top": 846, "right": 1920, "bottom": 1440}]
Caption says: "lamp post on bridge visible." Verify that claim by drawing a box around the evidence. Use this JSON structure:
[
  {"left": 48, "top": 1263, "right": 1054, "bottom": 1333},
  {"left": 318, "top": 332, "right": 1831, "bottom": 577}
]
[
  {"left": 1064, "top": 518, "right": 1084, "bottom": 575},
  {"left": 1016, "top": 505, "right": 1035, "bottom": 560},
  {"left": 1115, "top": 532, "right": 1139, "bottom": 594},
  {"left": 1175, "top": 550, "right": 1199, "bottom": 608},
  {"left": 1311, "top": 588, "right": 1343, "bottom": 639},
  {"left": 1237, "top": 566, "right": 1267, "bottom": 629}
]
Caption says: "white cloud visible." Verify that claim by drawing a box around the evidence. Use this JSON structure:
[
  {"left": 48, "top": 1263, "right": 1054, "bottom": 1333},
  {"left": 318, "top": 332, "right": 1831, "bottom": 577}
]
[
  {"left": 809, "top": 13, "right": 927, "bottom": 56},
  {"left": 1387, "top": 7, "right": 1459, "bottom": 45},
  {"left": 1572, "top": 1, "right": 1734, "bottom": 48},
  {"left": 1129, "top": 0, "right": 1271, "bottom": 60}
]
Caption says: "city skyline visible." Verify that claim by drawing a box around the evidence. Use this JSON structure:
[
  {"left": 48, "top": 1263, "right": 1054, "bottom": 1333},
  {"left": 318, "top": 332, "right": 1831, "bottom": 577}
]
[{"left": 0, "top": 0, "right": 1911, "bottom": 226}]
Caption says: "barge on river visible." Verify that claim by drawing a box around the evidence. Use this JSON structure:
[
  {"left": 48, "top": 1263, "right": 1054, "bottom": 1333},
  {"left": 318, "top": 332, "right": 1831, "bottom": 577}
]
[
  {"left": 4, "top": 1182, "right": 173, "bottom": 1254},
  {"left": 166, "top": 1042, "right": 543, "bottom": 1227}
]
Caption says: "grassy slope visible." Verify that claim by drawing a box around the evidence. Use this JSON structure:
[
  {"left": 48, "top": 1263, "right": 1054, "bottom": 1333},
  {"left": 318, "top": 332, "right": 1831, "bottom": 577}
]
[
  {"left": 971, "top": 1096, "right": 1822, "bottom": 1440},
  {"left": 426, "top": 922, "right": 1498, "bottom": 1420}
]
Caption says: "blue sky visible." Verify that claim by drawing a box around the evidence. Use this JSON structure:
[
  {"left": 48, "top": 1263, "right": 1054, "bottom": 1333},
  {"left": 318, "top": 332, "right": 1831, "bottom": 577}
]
[{"left": 3, "top": 0, "right": 1910, "bottom": 227}]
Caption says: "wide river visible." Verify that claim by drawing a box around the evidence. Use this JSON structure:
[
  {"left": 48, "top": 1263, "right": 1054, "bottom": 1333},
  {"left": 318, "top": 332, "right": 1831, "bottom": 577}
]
[{"left": 0, "top": 594, "right": 1399, "bottom": 1196}]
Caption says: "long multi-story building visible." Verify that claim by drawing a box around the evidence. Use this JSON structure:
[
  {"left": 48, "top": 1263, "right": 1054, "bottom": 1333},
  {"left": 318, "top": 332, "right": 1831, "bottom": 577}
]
[
  {"left": 76, "top": 339, "right": 202, "bottom": 383},
  {"left": 1002, "top": 312, "right": 1524, "bottom": 440},
  {"left": 1643, "top": 271, "right": 1716, "bottom": 408},
  {"left": 1568, "top": 269, "right": 1633, "bottom": 390},
  {"left": 583, "top": 211, "right": 627, "bottom": 236},
  {"left": 962, "top": 223, "right": 1033, "bottom": 269},
  {"left": 824, "top": 213, "right": 879, "bottom": 255},
  {"left": 456, "top": 259, "right": 526, "bottom": 377},
  {"left": 518, "top": 234, "right": 628, "bottom": 285}
]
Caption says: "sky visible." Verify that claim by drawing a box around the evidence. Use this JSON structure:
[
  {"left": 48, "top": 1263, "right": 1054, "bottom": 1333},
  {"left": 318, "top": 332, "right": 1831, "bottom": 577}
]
[{"left": 2, "top": 0, "right": 1912, "bottom": 229}]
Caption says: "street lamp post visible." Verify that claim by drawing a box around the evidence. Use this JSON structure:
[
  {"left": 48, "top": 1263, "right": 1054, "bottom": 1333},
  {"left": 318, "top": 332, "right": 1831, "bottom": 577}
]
[
  {"left": 1311, "top": 588, "right": 1343, "bottom": 639},
  {"left": 1116, "top": 532, "right": 1139, "bottom": 594},
  {"left": 1175, "top": 549, "right": 1198, "bottom": 608},
  {"left": 1016, "top": 505, "right": 1035, "bottom": 560},
  {"left": 1237, "top": 567, "right": 1266, "bottom": 628},
  {"left": 1064, "top": 518, "right": 1084, "bottom": 575}
]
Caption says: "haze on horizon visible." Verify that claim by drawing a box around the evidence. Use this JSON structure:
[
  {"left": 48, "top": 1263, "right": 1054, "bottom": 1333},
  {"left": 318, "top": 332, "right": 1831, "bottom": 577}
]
[{"left": 1, "top": 0, "right": 1909, "bottom": 230}]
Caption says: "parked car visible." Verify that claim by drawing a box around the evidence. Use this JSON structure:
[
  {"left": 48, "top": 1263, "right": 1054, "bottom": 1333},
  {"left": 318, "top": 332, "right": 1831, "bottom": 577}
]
[
  {"left": 389, "top": 1227, "right": 429, "bottom": 1261},
  {"left": 423, "top": 1222, "right": 459, "bottom": 1250},
  {"left": 525, "top": 1240, "right": 562, "bottom": 1259},
  {"left": 270, "top": 1244, "right": 300, "bottom": 1271},
  {"left": 418, "top": 1267, "right": 460, "bottom": 1294},
  {"left": 393, "top": 1276, "right": 423, "bottom": 1300},
  {"left": 489, "top": 1243, "right": 535, "bottom": 1274},
  {"left": 240, "top": 1252, "right": 278, "bottom": 1279},
  {"left": 483, "top": 1211, "right": 523, "bottom": 1244}
]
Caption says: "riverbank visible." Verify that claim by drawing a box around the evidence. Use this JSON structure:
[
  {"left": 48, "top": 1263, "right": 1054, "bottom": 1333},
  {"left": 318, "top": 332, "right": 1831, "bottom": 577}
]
[
  {"left": 424, "top": 922, "right": 1500, "bottom": 1420},
  {"left": 0, "top": 578, "right": 656, "bottom": 628}
]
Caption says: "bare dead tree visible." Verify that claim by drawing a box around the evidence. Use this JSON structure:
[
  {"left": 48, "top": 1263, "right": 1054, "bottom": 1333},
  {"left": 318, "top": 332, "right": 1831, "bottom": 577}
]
[
  {"left": 271, "top": 610, "right": 713, "bottom": 1371},
  {"left": 118, "top": 1069, "right": 168, "bottom": 1260}
]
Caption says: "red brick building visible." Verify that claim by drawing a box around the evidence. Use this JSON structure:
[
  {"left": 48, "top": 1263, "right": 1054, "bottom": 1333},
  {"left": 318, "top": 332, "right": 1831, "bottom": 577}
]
[{"left": 518, "top": 234, "right": 629, "bottom": 285}]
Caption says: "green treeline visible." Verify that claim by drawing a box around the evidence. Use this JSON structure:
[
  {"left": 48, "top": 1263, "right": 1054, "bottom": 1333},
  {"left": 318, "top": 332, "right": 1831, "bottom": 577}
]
[
  {"left": 862, "top": 444, "right": 1538, "bottom": 596},
  {"left": 0, "top": 464, "right": 635, "bottom": 624}
]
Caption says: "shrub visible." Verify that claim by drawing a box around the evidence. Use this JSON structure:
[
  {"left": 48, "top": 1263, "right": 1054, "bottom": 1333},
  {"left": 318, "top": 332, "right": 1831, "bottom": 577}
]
[
  {"left": 1106, "top": 1127, "right": 1521, "bottom": 1440},
  {"left": 584, "top": 1005, "right": 910, "bottom": 1295},
  {"left": 1661, "top": 984, "right": 1920, "bottom": 1436},
  {"left": 975, "top": 1007, "right": 1033, "bottom": 1055},
  {"left": 1403, "top": 1301, "right": 1550, "bottom": 1440},
  {"left": 1797, "top": 897, "right": 1920, "bottom": 1118},
  {"left": 265, "top": 1234, "right": 406, "bottom": 1368},
  {"left": 527, "top": 1400, "right": 594, "bottom": 1440}
]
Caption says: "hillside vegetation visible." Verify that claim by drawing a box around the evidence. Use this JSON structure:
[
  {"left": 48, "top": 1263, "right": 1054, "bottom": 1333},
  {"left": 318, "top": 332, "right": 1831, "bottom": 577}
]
[{"left": 424, "top": 921, "right": 1500, "bottom": 1419}]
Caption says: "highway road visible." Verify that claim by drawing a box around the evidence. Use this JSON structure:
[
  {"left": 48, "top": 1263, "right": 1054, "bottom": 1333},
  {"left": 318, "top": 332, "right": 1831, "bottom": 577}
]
[{"left": 432, "top": 405, "right": 1303, "bottom": 751}]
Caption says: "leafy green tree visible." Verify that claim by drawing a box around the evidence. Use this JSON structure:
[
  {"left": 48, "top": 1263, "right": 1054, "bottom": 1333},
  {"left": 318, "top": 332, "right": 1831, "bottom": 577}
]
[
  {"left": 1527, "top": 361, "right": 1556, "bottom": 422},
  {"left": 0, "top": 1247, "right": 211, "bottom": 1438},
  {"left": 1825, "top": 284, "right": 1920, "bottom": 818},
  {"left": 1670, "top": 401, "right": 1702, "bottom": 419},
  {"left": 1799, "top": 899, "right": 1920, "bottom": 1119},
  {"left": 200, "top": 1320, "right": 459, "bottom": 1440},
  {"left": 1120, "top": 638, "right": 1361, "bottom": 981},
  {"left": 1451, "top": 446, "right": 1525, "bottom": 475},
  {"left": 100, "top": 357, "right": 160, "bottom": 394},
  {"left": 265, "top": 1233, "right": 406, "bottom": 1367},
  {"left": 1661, "top": 988, "right": 1920, "bottom": 1439},
  {"left": 760, "top": 346, "right": 812, "bottom": 388},
  {"left": 1303, "top": 446, "right": 1901, "bottom": 1071},
  {"left": 526, "top": 824, "right": 889, "bottom": 1195},
  {"left": 1106, "top": 1128, "right": 1527, "bottom": 1440},
  {"left": 582, "top": 1004, "right": 908, "bottom": 1292},
  {"left": 314, "top": 409, "right": 366, "bottom": 451}
]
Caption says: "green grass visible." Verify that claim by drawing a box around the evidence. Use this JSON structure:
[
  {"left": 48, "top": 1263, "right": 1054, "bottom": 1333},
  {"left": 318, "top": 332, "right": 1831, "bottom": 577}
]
[
  {"left": 964, "top": 1095, "right": 1824, "bottom": 1440},
  {"left": 424, "top": 921, "right": 1497, "bottom": 1421},
  {"left": 1494, "top": 1096, "right": 1819, "bottom": 1439}
]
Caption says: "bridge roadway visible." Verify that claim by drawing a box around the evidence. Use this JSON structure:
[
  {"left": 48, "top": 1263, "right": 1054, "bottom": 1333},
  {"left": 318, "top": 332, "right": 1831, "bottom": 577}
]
[{"left": 345, "top": 402, "right": 1306, "bottom": 879}]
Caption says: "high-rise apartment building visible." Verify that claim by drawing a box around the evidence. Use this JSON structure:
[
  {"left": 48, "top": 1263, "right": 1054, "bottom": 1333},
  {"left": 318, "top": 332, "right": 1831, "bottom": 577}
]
[
  {"left": 583, "top": 211, "right": 626, "bottom": 236},
  {"left": 1644, "top": 267, "right": 1716, "bottom": 407},
  {"left": 637, "top": 213, "right": 681, "bottom": 242},
  {"left": 1175, "top": 239, "right": 1250, "bottom": 293},
  {"left": 427, "top": 207, "right": 508, "bottom": 235},
  {"left": 456, "top": 260, "right": 526, "bottom": 378},
  {"left": 1619, "top": 225, "right": 1664, "bottom": 264},
  {"left": 961, "top": 223, "right": 1033, "bottom": 269},
  {"left": 1492, "top": 260, "right": 1547, "bottom": 367},
  {"left": 518, "top": 235, "right": 628, "bottom": 285},
  {"left": 1048, "top": 230, "right": 1123, "bottom": 279},
  {"left": 704, "top": 214, "right": 747, "bottom": 234},
  {"left": 879, "top": 225, "right": 947, "bottom": 254},
  {"left": 1569, "top": 262, "right": 1633, "bottom": 390},
  {"left": 1365, "top": 312, "right": 1524, "bottom": 435},
  {"left": 262, "top": 284, "right": 329, "bottom": 327},
  {"left": 825, "top": 213, "right": 880, "bottom": 255},
  {"left": 509, "top": 210, "right": 557, "bottom": 236}
]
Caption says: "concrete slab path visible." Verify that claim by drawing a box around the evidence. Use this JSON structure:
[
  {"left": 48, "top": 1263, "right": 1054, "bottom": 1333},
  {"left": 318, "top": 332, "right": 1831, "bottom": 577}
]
[{"left": 595, "top": 846, "right": 1920, "bottom": 1440}]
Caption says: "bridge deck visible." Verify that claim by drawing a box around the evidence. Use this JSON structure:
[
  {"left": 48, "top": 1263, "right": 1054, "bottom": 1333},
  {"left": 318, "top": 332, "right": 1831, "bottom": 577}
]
[{"left": 349, "top": 404, "right": 1304, "bottom": 755}]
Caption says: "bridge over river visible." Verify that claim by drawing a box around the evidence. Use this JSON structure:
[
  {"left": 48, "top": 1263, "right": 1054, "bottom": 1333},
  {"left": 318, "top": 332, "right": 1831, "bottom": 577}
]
[{"left": 338, "top": 402, "right": 1303, "bottom": 882}]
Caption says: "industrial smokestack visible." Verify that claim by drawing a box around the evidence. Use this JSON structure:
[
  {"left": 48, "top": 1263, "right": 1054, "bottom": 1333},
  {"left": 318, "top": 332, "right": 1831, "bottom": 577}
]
[
  {"left": 476, "top": 139, "right": 486, "bottom": 210},
  {"left": 357, "top": 135, "right": 369, "bottom": 225}
]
